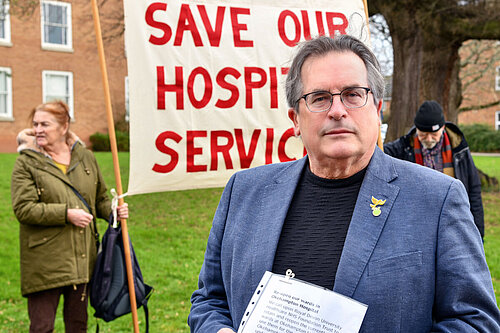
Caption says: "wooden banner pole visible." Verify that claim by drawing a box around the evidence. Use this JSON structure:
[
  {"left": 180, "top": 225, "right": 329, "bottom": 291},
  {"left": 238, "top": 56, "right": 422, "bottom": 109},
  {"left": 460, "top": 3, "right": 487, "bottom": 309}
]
[{"left": 90, "top": 0, "right": 140, "bottom": 332}]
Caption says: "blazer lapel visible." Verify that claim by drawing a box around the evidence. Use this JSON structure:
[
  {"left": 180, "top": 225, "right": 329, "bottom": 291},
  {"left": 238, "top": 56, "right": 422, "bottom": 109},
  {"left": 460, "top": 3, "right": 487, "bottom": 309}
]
[
  {"left": 250, "top": 157, "right": 307, "bottom": 288},
  {"left": 334, "top": 148, "right": 400, "bottom": 297}
]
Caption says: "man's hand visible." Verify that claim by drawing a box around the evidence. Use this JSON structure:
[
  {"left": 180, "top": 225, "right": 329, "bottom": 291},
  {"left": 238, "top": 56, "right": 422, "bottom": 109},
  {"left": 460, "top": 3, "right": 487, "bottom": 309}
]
[
  {"left": 67, "top": 208, "right": 93, "bottom": 228},
  {"left": 217, "top": 329, "right": 236, "bottom": 333}
]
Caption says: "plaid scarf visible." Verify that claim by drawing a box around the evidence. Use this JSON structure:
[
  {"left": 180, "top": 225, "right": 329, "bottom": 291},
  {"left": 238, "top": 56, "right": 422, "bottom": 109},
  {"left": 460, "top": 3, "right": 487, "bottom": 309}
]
[{"left": 414, "top": 131, "right": 455, "bottom": 178}]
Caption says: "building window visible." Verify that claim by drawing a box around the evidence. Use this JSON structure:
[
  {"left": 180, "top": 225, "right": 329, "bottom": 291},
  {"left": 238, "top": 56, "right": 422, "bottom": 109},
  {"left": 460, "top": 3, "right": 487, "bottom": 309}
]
[
  {"left": 0, "top": 1, "right": 11, "bottom": 45},
  {"left": 0, "top": 67, "right": 13, "bottom": 120},
  {"left": 41, "top": 1, "right": 72, "bottom": 51},
  {"left": 496, "top": 111, "right": 500, "bottom": 130},
  {"left": 496, "top": 66, "right": 500, "bottom": 91},
  {"left": 42, "top": 70, "right": 74, "bottom": 118}
]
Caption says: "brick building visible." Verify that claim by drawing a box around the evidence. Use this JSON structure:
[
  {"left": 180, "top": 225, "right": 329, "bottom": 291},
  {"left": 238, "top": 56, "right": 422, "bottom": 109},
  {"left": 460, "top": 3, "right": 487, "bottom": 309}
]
[
  {"left": 0, "top": 0, "right": 127, "bottom": 152},
  {"left": 458, "top": 40, "right": 500, "bottom": 130}
]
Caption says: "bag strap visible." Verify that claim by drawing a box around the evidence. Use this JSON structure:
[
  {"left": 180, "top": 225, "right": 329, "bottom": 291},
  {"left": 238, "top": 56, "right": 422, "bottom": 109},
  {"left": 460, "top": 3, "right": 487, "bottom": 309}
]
[
  {"left": 144, "top": 303, "right": 150, "bottom": 333},
  {"left": 67, "top": 184, "right": 100, "bottom": 248}
]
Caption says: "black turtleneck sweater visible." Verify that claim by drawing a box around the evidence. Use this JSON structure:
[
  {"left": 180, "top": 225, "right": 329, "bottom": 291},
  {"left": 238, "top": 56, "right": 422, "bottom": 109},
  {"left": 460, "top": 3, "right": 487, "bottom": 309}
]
[{"left": 272, "top": 164, "right": 366, "bottom": 290}]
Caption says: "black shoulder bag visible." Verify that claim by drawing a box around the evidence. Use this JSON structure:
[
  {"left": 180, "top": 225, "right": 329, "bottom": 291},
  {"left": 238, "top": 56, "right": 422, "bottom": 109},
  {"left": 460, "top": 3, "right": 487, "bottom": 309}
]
[{"left": 67, "top": 184, "right": 153, "bottom": 332}]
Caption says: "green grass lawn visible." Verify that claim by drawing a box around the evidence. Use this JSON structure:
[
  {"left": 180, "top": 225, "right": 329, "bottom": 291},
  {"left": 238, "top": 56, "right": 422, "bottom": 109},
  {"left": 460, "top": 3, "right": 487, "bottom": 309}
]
[
  {"left": 474, "top": 155, "right": 500, "bottom": 302},
  {"left": 474, "top": 155, "right": 500, "bottom": 181},
  {"left": 0, "top": 152, "right": 499, "bottom": 332}
]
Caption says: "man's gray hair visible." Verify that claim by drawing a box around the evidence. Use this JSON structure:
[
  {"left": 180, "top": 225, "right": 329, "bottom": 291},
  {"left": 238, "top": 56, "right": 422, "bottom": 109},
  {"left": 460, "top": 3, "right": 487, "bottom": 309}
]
[{"left": 286, "top": 35, "right": 385, "bottom": 113}]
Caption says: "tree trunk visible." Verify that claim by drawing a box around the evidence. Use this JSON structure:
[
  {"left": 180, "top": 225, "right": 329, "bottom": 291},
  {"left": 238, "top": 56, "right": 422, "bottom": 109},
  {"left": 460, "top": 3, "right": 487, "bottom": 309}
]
[
  {"left": 419, "top": 38, "right": 462, "bottom": 123},
  {"left": 369, "top": 0, "right": 500, "bottom": 141},
  {"left": 386, "top": 31, "right": 421, "bottom": 141},
  {"left": 381, "top": 6, "right": 422, "bottom": 142},
  {"left": 381, "top": 9, "right": 465, "bottom": 142}
]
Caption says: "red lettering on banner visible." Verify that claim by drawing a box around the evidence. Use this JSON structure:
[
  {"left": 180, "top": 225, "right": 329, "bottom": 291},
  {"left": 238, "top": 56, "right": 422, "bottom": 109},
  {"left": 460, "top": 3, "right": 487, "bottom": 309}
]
[
  {"left": 157, "top": 66, "right": 184, "bottom": 110},
  {"left": 316, "top": 11, "right": 325, "bottom": 36},
  {"left": 152, "top": 131, "right": 182, "bottom": 173},
  {"left": 277, "top": 10, "right": 348, "bottom": 46},
  {"left": 152, "top": 128, "right": 304, "bottom": 173},
  {"left": 175, "top": 4, "right": 203, "bottom": 46},
  {"left": 230, "top": 7, "right": 253, "bottom": 47},
  {"left": 146, "top": 3, "right": 172, "bottom": 45},
  {"left": 157, "top": 66, "right": 287, "bottom": 110},
  {"left": 210, "top": 131, "right": 234, "bottom": 170},
  {"left": 187, "top": 131, "right": 208, "bottom": 172},
  {"left": 215, "top": 67, "right": 241, "bottom": 108},
  {"left": 278, "top": 128, "right": 296, "bottom": 162},
  {"left": 278, "top": 10, "right": 301, "bottom": 47},
  {"left": 187, "top": 67, "right": 213, "bottom": 108},
  {"left": 245, "top": 67, "right": 267, "bottom": 109},
  {"left": 234, "top": 128, "right": 260, "bottom": 168},
  {"left": 326, "top": 12, "right": 348, "bottom": 35},
  {"left": 197, "top": 5, "right": 225, "bottom": 47},
  {"left": 301, "top": 11, "right": 312, "bottom": 40},
  {"left": 265, "top": 128, "right": 274, "bottom": 165},
  {"left": 145, "top": 3, "right": 254, "bottom": 47},
  {"left": 269, "top": 67, "right": 278, "bottom": 109}
]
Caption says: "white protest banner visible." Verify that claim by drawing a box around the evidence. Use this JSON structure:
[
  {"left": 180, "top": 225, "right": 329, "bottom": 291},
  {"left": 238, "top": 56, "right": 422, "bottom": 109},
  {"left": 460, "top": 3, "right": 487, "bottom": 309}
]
[{"left": 123, "top": 0, "right": 369, "bottom": 194}]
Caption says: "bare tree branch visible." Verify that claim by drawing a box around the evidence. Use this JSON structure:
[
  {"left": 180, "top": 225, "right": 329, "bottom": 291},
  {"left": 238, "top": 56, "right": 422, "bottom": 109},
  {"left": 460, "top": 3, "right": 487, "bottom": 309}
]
[{"left": 459, "top": 99, "right": 500, "bottom": 112}]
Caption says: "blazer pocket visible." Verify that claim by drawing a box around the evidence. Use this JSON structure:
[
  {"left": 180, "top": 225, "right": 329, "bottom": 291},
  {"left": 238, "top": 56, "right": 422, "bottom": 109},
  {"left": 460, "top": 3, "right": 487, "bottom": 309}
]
[{"left": 368, "top": 251, "right": 422, "bottom": 276}]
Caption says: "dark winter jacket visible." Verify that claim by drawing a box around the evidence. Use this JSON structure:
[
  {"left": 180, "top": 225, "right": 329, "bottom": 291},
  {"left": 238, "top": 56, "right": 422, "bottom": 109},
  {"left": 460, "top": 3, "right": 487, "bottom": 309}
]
[
  {"left": 11, "top": 129, "right": 112, "bottom": 296},
  {"left": 384, "top": 122, "right": 484, "bottom": 237}
]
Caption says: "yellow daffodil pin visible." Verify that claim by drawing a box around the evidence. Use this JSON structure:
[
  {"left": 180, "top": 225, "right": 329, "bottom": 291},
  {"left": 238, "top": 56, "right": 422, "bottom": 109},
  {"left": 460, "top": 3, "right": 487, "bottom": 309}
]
[{"left": 370, "top": 196, "right": 386, "bottom": 217}]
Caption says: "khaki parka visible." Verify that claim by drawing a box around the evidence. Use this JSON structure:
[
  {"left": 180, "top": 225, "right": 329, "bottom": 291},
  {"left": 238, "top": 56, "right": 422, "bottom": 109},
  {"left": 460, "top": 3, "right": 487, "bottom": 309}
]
[{"left": 11, "top": 129, "right": 112, "bottom": 296}]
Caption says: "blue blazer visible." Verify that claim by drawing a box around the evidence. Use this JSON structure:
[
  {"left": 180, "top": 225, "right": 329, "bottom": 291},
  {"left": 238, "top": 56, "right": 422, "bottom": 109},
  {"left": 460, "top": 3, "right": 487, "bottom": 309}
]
[{"left": 189, "top": 148, "right": 500, "bottom": 332}]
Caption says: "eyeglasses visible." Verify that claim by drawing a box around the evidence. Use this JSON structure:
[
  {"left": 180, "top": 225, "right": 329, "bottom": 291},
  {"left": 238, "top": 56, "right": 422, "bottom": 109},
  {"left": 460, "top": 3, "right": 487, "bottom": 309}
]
[{"left": 298, "top": 87, "right": 372, "bottom": 113}]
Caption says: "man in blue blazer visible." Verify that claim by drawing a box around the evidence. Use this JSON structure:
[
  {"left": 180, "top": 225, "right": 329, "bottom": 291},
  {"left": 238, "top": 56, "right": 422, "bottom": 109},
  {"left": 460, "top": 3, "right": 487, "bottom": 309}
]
[{"left": 189, "top": 35, "right": 500, "bottom": 332}]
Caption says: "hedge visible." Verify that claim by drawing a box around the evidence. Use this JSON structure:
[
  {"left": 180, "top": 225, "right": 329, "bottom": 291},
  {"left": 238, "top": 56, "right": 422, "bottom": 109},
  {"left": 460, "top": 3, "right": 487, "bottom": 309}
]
[
  {"left": 460, "top": 124, "right": 500, "bottom": 153},
  {"left": 90, "top": 130, "right": 129, "bottom": 152}
]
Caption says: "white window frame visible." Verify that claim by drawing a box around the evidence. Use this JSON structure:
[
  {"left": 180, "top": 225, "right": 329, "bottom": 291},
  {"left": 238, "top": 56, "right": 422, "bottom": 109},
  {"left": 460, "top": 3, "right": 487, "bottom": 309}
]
[
  {"left": 42, "top": 70, "right": 74, "bottom": 119},
  {"left": 496, "top": 66, "right": 500, "bottom": 91},
  {"left": 0, "top": 0, "right": 11, "bottom": 46},
  {"left": 496, "top": 111, "right": 500, "bottom": 131},
  {"left": 40, "top": 1, "right": 72, "bottom": 52},
  {"left": 0, "top": 67, "right": 13, "bottom": 120}
]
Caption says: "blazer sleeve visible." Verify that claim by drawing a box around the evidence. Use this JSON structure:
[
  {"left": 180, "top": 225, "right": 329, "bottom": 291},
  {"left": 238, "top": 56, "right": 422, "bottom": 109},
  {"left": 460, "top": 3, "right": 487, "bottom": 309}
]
[
  {"left": 432, "top": 179, "right": 500, "bottom": 331},
  {"left": 188, "top": 175, "right": 237, "bottom": 333}
]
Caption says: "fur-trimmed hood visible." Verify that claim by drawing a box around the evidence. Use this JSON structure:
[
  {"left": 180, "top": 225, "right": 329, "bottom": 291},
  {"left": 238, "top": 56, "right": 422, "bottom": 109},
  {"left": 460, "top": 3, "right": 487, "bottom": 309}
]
[{"left": 16, "top": 128, "right": 85, "bottom": 154}]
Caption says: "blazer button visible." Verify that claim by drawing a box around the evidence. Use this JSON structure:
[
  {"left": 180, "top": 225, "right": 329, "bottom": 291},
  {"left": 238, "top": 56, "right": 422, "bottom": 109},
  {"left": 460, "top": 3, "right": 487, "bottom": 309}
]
[
  {"left": 82, "top": 254, "right": 86, "bottom": 258},
  {"left": 80, "top": 230, "right": 84, "bottom": 234}
]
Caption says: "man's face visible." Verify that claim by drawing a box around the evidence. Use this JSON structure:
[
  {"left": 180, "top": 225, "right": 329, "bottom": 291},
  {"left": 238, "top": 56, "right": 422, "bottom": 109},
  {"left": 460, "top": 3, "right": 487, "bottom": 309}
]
[
  {"left": 288, "top": 51, "right": 381, "bottom": 177},
  {"left": 416, "top": 127, "right": 444, "bottom": 149}
]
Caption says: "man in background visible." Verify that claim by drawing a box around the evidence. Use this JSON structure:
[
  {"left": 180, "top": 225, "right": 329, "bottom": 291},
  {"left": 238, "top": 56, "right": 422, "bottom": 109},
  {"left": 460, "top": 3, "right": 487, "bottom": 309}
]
[{"left": 384, "top": 100, "right": 484, "bottom": 238}]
